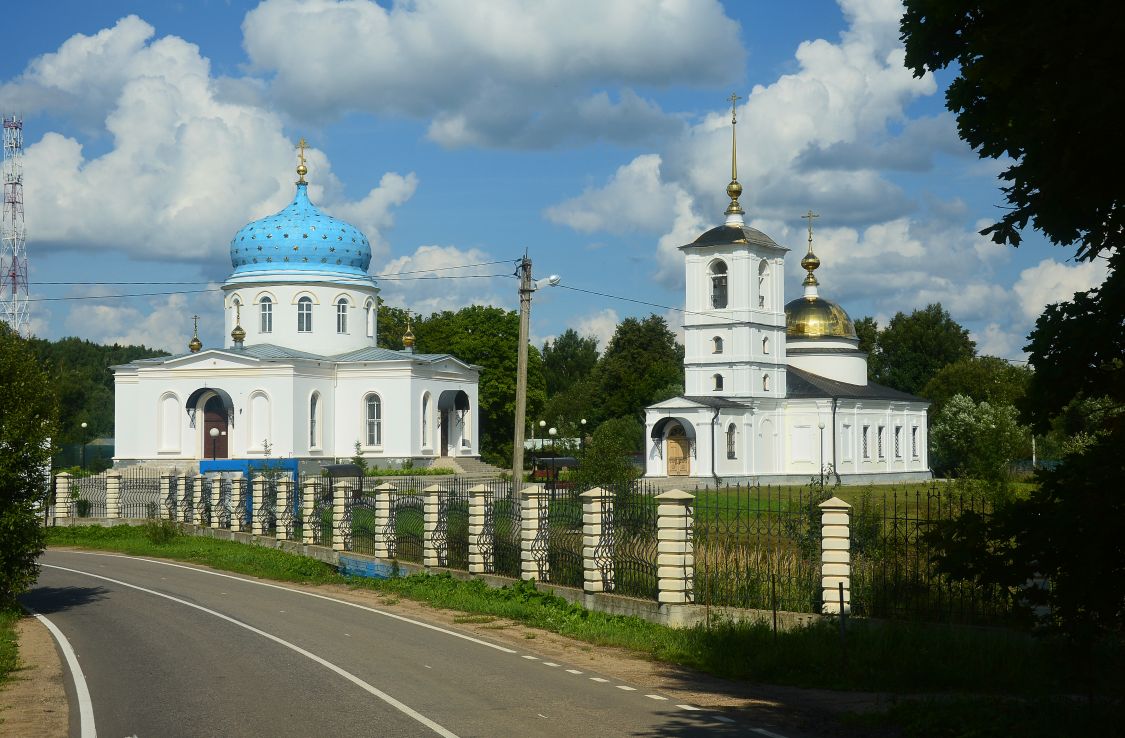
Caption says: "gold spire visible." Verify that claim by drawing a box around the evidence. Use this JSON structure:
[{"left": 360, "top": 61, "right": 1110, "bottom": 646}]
[
  {"left": 296, "top": 137, "right": 308, "bottom": 184},
  {"left": 800, "top": 209, "right": 821, "bottom": 287},
  {"left": 402, "top": 309, "right": 415, "bottom": 349},
  {"left": 724, "top": 92, "right": 744, "bottom": 217},
  {"left": 189, "top": 315, "right": 202, "bottom": 353},
  {"left": 231, "top": 302, "right": 246, "bottom": 345}
]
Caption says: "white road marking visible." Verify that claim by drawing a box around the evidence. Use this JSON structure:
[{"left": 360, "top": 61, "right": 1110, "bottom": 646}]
[
  {"left": 615, "top": 685, "right": 636, "bottom": 691},
  {"left": 43, "top": 564, "right": 459, "bottom": 738},
  {"left": 25, "top": 607, "right": 96, "bottom": 738},
  {"left": 752, "top": 729, "right": 790, "bottom": 738},
  {"left": 590, "top": 677, "right": 609, "bottom": 683},
  {"left": 521, "top": 655, "right": 538, "bottom": 660},
  {"left": 565, "top": 669, "right": 583, "bottom": 674},
  {"left": 61, "top": 552, "right": 517, "bottom": 654},
  {"left": 715, "top": 716, "right": 735, "bottom": 724},
  {"left": 645, "top": 694, "right": 667, "bottom": 701},
  {"left": 677, "top": 704, "right": 701, "bottom": 711},
  {"left": 543, "top": 662, "right": 558, "bottom": 667}
]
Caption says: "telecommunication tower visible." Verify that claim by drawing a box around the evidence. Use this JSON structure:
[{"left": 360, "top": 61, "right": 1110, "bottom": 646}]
[{"left": 1, "top": 114, "right": 29, "bottom": 337}]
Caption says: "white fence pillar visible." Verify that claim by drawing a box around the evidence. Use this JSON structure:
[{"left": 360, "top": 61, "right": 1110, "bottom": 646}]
[
  {"left": 332, "top": 481, "right": 349, "bottom": 551},
  {"left": 423, "top": 485, "right": 446, "bottom": 568},
  {"left": 520, "top": 484, "right": 549, "bottom": 582},
  {"left": 581, "top": 487, "right": 614, "bottom": 593},
  {"left": 276, "top": 478, "right": 292, "bottom": 541},
  {"left": 55, "top": 473, "right": 72, "bottom": 518},
  {"left": 467, "top": 484, "right": 491, "bottom": 574},
  {"left": 229, "top": 473, "right": 244, "bottom": 532},
  {"left": 251, "top": 476, "right": 266, "bottom": 536},
  {"left": 105, "top": 471, "right": 122, "bottom": 519},
  {"left": 819, "top": 496, "right": 852, "bottom": 615},
  {"left": 372, "top": 482, "right": 395, "bottom": 558},
  {"left": 192, "top": 475, "right": 206, "bottom": 526},
  {"left": 210, "top": 474, "right": 223, "bottom": 529},
  {"left": 655, "top": 489, "right": 695, "bottom": 605},
  {"left": 302, "top": 478, "right": 318, "bottom": 545}
]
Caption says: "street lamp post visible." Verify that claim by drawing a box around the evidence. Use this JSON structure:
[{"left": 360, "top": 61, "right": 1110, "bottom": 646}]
[
  {"left": 548, "top": 427, "right": 558, "bottom": 491},
  {"left": 818, "top": 421, "right": 826, "bottom": 488},
  {"left": 80, "top": 422, "right": 88, "bottom": 470},
  {"left": 580, "top": 418, "right": 587, "bottom": 453},
  {"left": 209, "top": 427, "right": 220, "bottom": 460}
]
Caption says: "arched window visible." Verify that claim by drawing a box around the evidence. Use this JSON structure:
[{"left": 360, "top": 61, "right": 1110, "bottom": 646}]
[
  {"left": 336, "top": 298, "right": 349, "bottom": 334},
  {"left": 762, "top": 374, "right": 770, "bottom": 392},
  {"left": 365, "top": 299, "right": 375, "bottom": 338},
  {"left": 758, "top": 261, "right": 770, "bottom": 309},
  {"left": 712, "top": 336, "right": 723, "bottom": 354},
  {"left": 710, "top": 260, "right": 728, "bottom": 309},
  {"left": 726, "top": 423, "right": 737, "bottom": 459},
  {"left": 309, "top": 392, "right": 321, "bottom": 449},
  {"left": 365, "top": 393, "right": 382, "bottom": 446},
  {"left": 713, "top": 374, "right": 724, "bottom": 391},
  {"left": 421, "top": 392, "right": 432, "bottom": 448},
  {"left": 259, "top": 297, "right": 273, "bottom": 334},
  {"left": 762, "top": 335, "right": 770, "bottom": 355},
  {"left": 297, "top": 297, "right": 313, "bottom": 333}
]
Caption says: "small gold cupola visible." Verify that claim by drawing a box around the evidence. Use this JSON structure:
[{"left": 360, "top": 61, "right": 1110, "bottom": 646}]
[
  {"left": 784, "top": 211, "right": 858, "bottom": 339},
  {"left": 402, "top": 310, "right": 416, "bottom": 353},
  {"left": 188, "top": 315, "right": 203, "bottom": 353}
]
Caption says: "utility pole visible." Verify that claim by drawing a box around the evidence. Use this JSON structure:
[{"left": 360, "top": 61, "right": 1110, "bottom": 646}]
[{"left": 510, "top": 253, "right": 532, "bottom": 496}]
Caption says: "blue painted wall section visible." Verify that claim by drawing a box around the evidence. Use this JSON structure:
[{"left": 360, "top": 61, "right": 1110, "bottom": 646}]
[{"left": 338, "top": 555, "right": 400, "bottom": 580}]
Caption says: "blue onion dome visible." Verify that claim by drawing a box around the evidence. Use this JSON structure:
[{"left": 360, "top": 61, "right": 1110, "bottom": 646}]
[{"left": 228, "top": 183, "right": 371, "bottom": 280}]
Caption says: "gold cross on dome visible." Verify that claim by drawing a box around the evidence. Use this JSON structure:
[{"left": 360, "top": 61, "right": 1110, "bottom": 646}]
[
  {"left": 297, "top": 138, "right": 308, "bottom": 168},
  {"left": 192, "top": 315, "right": 199, "bottom": 333},
  {"left": 802, "top": 209, "right": 820, "bottom": 250},
  {"left": 728, "top": 92, "right": 741, "bottom": 125}
]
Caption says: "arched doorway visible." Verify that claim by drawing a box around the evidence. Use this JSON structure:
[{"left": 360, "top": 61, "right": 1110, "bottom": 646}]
[
  {"left": 437, "top": 389, "right": 471, "bottom": 456},
  {"left": 666, "top": 423, "right": 691, "bottom": 476},
  {"left": 203, "top": 395, "right": 229, "bottom": 459}
]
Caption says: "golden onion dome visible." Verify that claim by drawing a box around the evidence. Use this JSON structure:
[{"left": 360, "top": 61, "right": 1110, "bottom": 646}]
[
  {"left": 188, "top": 335, "right": 203, "bottom": 353},
  {"left": 231, "top": 323, "right": 246, "bottom": 344},
  {"left": 785, "top": 296, "right": 857, "bottom": 339}
]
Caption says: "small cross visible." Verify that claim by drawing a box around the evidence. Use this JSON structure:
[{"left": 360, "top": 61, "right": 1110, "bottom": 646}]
[
  {"left": 297, "top": 138, "right": 308, "bottom": 169},
  {"left": 192, "top": 315, "right": 199, "bottom": 333},
  {"left": 728, "top": 92, "right": 741, "bottom": 125},
  {"left": 802, "top": 209, "right": 820, "bottom": 245}
]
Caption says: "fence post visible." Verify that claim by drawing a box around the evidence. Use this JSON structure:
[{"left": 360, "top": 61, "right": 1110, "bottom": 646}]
[
  {"left": 520, "top": 484, "right": 549, "bottom": 582},
  {"left": 819, "top": 496, "right": 852, "bottom": 615},
  {"left": 192, "top": 475, "right": 206, "bottom": 526},
  {"left": 332, "top": 481, "right": 349, "bottom": 551},
  {"left": 655, "top": 489, "right": 695, "bottom": 605},
  {"left": 55, "top": 472, "right": 72, "bottom": 518},
  {"left": 302, "top": 478, "right": 318, "bottom": 545},
  {"left": 105, "top": 471, "right": 122, "bottom": 519},
  {"left": 276, "top": 478, "right": 292, "bottom": 541},
  {"left": 159, "top": 474, "right": 173, "bottom": 520},
  {"left": 210, "top": 474, "right": 223, "bottom": 529},
  {"left": 423, "top": 484, "right": 446, "bottom": 568},
  {"left": 229, "top": 473, "right": 244, "bottom": 532},
  {"left": 581, "top": 487, "right": 614, "bottom": 593},
  {"left": 467, "top": 484, "right": 491, "bottom": 574},
  {"left": 372, "top": 482, "right": 395, "bottom": 558},
  {"left": 252, "top": 476, "right": 266, "bottom": 536}
]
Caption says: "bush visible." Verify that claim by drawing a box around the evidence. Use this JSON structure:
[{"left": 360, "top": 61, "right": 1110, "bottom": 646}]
[{"left": 143, "top": 519, "right": 183, "bottom": 545}]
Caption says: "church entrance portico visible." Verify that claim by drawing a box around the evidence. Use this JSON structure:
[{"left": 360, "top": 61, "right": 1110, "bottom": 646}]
[
  {"left": 186, "top": 388, "right": 234, "bottom": 460},
  {"left": 437, "top": 389, "right": 471, "bottom": 457},
  {"left": 649, "top": 416, "right": 697, "bottom": 477}
]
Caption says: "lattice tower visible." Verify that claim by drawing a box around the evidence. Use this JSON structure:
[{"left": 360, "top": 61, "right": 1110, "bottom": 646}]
[{"left": 1, "top": 114, "right": 29, "bottom": 337}]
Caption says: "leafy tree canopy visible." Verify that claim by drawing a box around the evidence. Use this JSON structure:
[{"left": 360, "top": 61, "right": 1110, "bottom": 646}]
[
  {"left": 590, "top": 315, "right": 683, "bottom": 422},
  {"left": 872, "top": 303, "right": 975, "bottom": 395},
  {"left": 853, "top": 316, "right": 880, "bottom": 381},
  {"left": 921, "top": 356, "right": 1031, "bottom": 417},
  {"left": 575, "top": 416, "right": 643, "bottom": 490},
  {"left": 929, "top": 394, "right": 1028, "bottom": 483},
  {"left": 542, "top": 329, "right": 599, "bottom": 396}
]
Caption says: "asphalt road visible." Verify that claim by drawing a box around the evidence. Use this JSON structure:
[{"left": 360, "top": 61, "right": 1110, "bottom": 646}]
[{"left": 25, "top": 550, "right": 802, "bottom": 737}]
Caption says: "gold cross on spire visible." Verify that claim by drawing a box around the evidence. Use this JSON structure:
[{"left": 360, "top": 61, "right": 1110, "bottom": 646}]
[
  {"left": 192, "top": 315, "right": 199, "bottom": 333},
  {"left": 296, "top": 137, "right": 309, "bottom": 184},
  {"left": 724, "top": 92, "right": 744, "bottom": 217},
  {"left": 728, "top": 92, "right": 740, "bottom": 125},
  {"left": 802, "top": 209, "right": 820, "bottom": 251}
]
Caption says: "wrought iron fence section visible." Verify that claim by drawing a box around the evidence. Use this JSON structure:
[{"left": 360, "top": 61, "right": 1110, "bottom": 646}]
[
  {"left": 216, "top": 478, "right": 232, "bottom": 529},
  {"left": 490, "top": 487, "right": 521, "bottom": 578},
  {"left": 72, "top": 475, "right": 107, "bottom": 517},
  {"left": 392, "top": 488, "right": 424, "bottom": 563},
  {"left": 180, "top": 479, "right": 194, "bottom": 523},
  {"left": 256, "top": 478, "right": 277, "bottom": 535},
  {"left": 545, "top": 487, "right": 582, "bottom": 587},
  {"left": 198, "top": 477, "right": 212, "bottom": 526},
  {"left": 120, "top": 470, "right": 161, "bottom": 518},
  {"left": 308, "top": 479, "right": 333, "bottom": 546},
  {"left": 443, "top": 482, "right": 471, "bottom": 571},
  {"left": 164, "top": 476, "right": 179, "bottom": 520},
  {"left": 350, "top": 492, "right": 380, "bottom": 556},
  {"left": 609, "top": 482, "right": 659, "bottom": 600}
]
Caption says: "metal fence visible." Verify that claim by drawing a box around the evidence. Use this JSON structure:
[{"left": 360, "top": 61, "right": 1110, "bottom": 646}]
[
  {"left": 607, "top": 482, "right": 659, "bottom": 600},
  {"left": 545, "top": 486, "right": 583, "bottom": 588},
  {"left": 71, "top": 475, "right": 107, "bottom": 518},
  {"left": 120, "top": 469, "right": 160, "bottom": 518},
  {"left": 489, "top": 487, "right": 522, "bottom": 578}
]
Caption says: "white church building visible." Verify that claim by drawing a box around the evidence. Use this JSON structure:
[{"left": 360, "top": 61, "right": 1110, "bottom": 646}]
[
  {"left": 644, "top": 112, "right": 930, "bottom": 484},
  {"left": 113, "top": 146, "right": 480, "bottom": 469}
]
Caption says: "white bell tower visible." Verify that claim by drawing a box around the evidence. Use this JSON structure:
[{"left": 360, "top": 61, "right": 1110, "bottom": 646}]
[{"left": 680, "top": 93, "right": 788, "bottom": 399}]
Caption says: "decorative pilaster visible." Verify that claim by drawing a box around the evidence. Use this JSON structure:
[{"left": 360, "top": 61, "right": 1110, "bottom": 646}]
[
  {"left": 302, "top": 478, "right": 318, "bottom": 544},
  {"left": 467, "top": 484, "right": 491, "bottom": 574},
  {"left": 276, "top": 478, "right": 292, "bottom": 541},
  {"left": 372, "top": 482, "right": 395, "bottom": 558},
  {"left": 210, "top": 474, "right": 223, "bottom": 529},
  {"left": 819, "top": 496, "right": 852, "bottom": 615},
  {"left": 251, "top": 476, "right": 266, "bottom": 536},
  {"left": 55, "top": 473, "right": 72, "bottom": 518},
  {"left": 229, "top": 473, "right": 244, "bottom": 532},
  {"left": 581, "top": 487, "right": 614, "bottom": 593},
  {"left": 159, "top": 474, "right": 173, "bottom": 520},
  {"left": 655, "top": 489, "right": 695, "bottom": 605},
  {"left": 520, "top": 484, "right": 549, "bottom": 582},
  {"left": 192, "top": 475, "right": 206, "bottom": 526},
  {"left": 423, "top": 484, "right": 446, "bottom": 568},
  {"left": 105, "top": 471, "right": 122, "bottom": 519},
  {"left": 332, "top": 481, "right": 349, "bottom": 551}
]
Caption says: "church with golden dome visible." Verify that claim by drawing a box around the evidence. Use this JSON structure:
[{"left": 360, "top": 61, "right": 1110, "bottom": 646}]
[{"left": 644, "top": 104, "right": 930, "bottom": 484}]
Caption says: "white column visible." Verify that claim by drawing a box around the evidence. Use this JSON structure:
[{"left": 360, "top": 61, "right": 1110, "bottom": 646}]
[
  {"left": 819, "top": 496, "right": 852, "bottom": 615},
  {"left": 229, "top": 473, "right": 244, "bottom": 532},
  {"left": 251, "top": 476, "right": 266, "bottom": 536},
  {"left": 192, "top": 475, "right": 206, "bottom": 526},
  {"left": 210, "top": 474, "right": 223, "bottom": 529},
  {"left": 655, "top": 489, "right": 695, "bottom": 605},
  {"left": 55, "top": 473, "right": 72, "bottom": 518},
  {"left": 332, "top": 480, "right": 349, "bottom": 551},
  {"left": 467, "top": 484, "right": 491, "bottom": 574},
  {"left": 581, "top": 487, "right": 614, "bottom": 593},
  {"left": 372, "top": 482, "right": 395, "bottom": 558},
  {"left": 423, "top": 484, "right": 446, "bottom": 568},
  {"left": 276, "top": 478, "right": 292, "bottom": 541},
  {"left": 301, "top": 478, "right": 318, "bottom": 545},
  {"left": 105, "top": 471, "right": 122, "bottom": 519},
  {"left": 520, "top": 484, "right": 549, "bottom": 582}
]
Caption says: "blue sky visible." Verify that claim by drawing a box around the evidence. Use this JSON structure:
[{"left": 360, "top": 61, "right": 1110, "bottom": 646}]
[{"left": 0, "top": 0, "right": 1106, "bottom": 359}]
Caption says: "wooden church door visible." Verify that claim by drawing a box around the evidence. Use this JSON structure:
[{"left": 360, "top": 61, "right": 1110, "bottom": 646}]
[
  {"left": 203, "top": 395, "right": 228, "bottom": 459},
  {"left": 666, "top": 424, "right": 690, "bottom": 476}
]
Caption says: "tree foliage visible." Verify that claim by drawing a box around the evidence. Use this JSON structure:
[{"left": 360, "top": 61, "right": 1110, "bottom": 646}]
[
  {"left": 929, "top": 394, "right": 1027, "bottom": 483},
  {"left": 853, "top": 316, "right": 880, "bottom": 381},
  {"left": 575, "top": 416, "right": 642, "bottom": 490},
  {"left": 542, "top": 329, "right": 599, "bottom": 396},
  {"left": 871, "top": 304, "right": 975, "bottom": 395},
  {"left": 590, "top": 315, "right": 683, "bottom": 422},
  {"left": 921, "top": 356, "right": 1031, "bottom": 417},
  {"left": 0, "top": 326, "right": 58, "bottom": 606}
]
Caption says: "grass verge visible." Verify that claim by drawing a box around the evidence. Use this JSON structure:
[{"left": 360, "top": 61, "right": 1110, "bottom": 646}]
[
  {"left": 45, "top": 524, "right": 1123, "bottom": 737},
  {"left": 0, "top": 608, "right": 19, "bottom": 686}
]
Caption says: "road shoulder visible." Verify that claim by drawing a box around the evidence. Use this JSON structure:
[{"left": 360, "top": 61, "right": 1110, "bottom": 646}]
[{"left": 0, "top": 615, "right": 69, "bottom": 736}]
